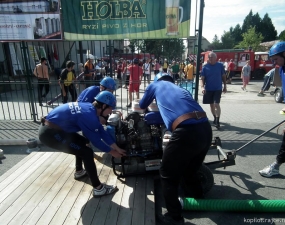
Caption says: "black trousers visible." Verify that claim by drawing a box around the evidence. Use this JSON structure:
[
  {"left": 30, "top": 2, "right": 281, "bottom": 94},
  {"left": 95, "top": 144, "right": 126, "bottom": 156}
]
[
  {"left": 160, "top": 121, "right": 212, "bottom": 218},
  {"left": 277, "top": 133, "right": 285, "bottom": 164},
  {"left": 38, "top": 124, "right": 101, "bottom": 187},
  {"left": 261, "top": 76, "right": 271, "bottom": 92},
  {"left": 38, "top": 78, "right": 50, "bottom": 103},
  {"left": 62, "top": 84, "right": 77, "bottom": 103}
]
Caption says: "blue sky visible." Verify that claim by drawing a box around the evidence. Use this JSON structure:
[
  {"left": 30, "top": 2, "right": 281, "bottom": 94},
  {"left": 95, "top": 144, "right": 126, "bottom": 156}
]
[{"left": 190, "top": 0, "right": 285, "bottom": 42}]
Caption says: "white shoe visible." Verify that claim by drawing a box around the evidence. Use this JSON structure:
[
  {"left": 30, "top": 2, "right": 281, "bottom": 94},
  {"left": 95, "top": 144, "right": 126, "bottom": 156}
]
[
  {"left": 74, "top": 169, "right": 87, "bottom": 179},
  {"left": 93, "top": 183, "right": 118, "bottom": 198},
  {"left": 259, "top": 164, "right": 279, "bottom": 177}
]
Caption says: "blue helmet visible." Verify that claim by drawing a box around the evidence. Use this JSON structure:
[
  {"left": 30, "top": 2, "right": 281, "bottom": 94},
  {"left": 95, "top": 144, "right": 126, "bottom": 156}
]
[
  {"left": 100, "top": 77, "right": 116, "bottom": 91},
  {"left": 269, "top": 41, "right": 285, "bottom": 57},
  {"left": 133, "top": 58, "right": 139, "bottom": 64},
  {"left": 154, "top": 72, "right": 174, "bottom": 82},
  {"left": 95, "top": 91, "right": 116, "bottom": 109}
]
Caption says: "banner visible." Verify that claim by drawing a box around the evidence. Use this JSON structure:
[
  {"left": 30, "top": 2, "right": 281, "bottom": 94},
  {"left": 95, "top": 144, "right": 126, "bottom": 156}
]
[
  {"left": 62, "top": 0, "right": 191, "bottom": 40},
  {"left": 0, "top": 0, "right": 62, "bottom": 40}
]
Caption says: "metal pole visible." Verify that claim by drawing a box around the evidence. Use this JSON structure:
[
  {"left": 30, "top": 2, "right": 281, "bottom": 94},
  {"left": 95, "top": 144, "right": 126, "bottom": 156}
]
[
  {"left": 194, "top": 0, "right": 204, "bottom": 101},
  {"left": 21, "top": 41, "right": 37, "bottom": 122},
  {"left": 109, "top": 40, "right": 112, "bottom": 77},
  {"left": 235, "top": 120, "right": 285, "bottom": 152}
]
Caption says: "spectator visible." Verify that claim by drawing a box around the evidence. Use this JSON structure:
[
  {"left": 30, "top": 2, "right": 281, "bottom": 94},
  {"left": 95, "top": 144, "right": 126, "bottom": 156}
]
[
  {"left": 171, "top": 61, "right": 180, "bottom": 82},
  {"left": 227, "top": 59, "right": 235, "bottom": 84},
  {"left": 126, "top": 58, "right": 143, "bottom": 107},
  {"left": 143, "top": 59, "right": 151, "bottom": 87},
  {"left": 33, "top": 57, "right": 49, "bottom": 106},
  {"left": 259, "top": 41, "right": 285, "bottom": 177},
  {"left": 223, "top": 58, "right": 228, "bottom": 77},
  {"left": 241, "top": 60, "right": 251, "bottom": 91},
  {"left": 84, "top": 54, "right": 95, "bottom": 88},
  {"left": 60, "top": 61, "right": 77, "bottom": 103},
  {"left": 162, "top": 58, "right": 168, "bottom": 72},
  {"left": 200, "top": 52, "right": 227, "bottom": 128},
  {"left": 184, "top": 60, "right": 196, "bottom": 81},
  {"left": 154, "top": 59, "right": 161, "bottom": 75},
  {"left": 257, "top": 68, "right": 277, "bottom": 96}
]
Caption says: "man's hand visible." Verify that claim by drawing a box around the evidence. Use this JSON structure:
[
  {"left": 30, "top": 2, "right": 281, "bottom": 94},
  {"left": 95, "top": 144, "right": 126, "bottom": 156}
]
[
  {"left": 223, "top": 87, "right": 227, "bottom": 93},
  {"left": 201, "top": 88, "right": 206, "bottom": 95},
  {"left": 62, "top": 91, "right": 66, "bottom": 97},
  {"left": 109, "top": 149, "right": 122, "bottom": 158}
]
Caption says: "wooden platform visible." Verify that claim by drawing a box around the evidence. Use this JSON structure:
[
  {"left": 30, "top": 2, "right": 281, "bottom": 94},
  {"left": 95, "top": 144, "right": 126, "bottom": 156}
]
[{"left": 0, "top": 152, "right": 156, "bottom": 225}]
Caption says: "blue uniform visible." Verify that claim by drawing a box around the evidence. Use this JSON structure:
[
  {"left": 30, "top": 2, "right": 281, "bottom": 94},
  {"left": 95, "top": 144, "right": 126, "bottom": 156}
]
[
  {"left": 139, "top": 81, "right": 208, "bottom": 131},
  {"left": 280, "top": 66, "right": 285, "bottom": 101},
  {"left": 46, "top": 102, "right": 113, "bottom": 152},
  {"left": 77, "top": 86, "right": 100, "bottom": 103},
  {"left": 201, "top": 63, "right": 225, "bottom": 91}
]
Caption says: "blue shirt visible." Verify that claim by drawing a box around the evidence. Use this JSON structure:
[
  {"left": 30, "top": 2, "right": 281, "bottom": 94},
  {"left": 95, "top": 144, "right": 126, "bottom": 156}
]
[
  {"left": 46, "top": 102, "right": 114, "bottom": 152},
  {"left": 201, "top": 63, "right": 225, "bottom": 91},
  {"left": 280, "top": 66, "right": 285, "bottom": 101},
  {"left": 77, "top": 86, "right": 100, "bottom": 103},
  {"left": 139, "top": 81, "right": 208, "bottom": 131}
]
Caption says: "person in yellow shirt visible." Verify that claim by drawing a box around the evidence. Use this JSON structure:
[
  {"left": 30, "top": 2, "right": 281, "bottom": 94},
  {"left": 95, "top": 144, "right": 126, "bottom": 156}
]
[
  {"left": 162, "top": 58, "right": 168, "bottom": 72},
  {"left": 184, "top": 60, "right": 196, "bottom": 80}
]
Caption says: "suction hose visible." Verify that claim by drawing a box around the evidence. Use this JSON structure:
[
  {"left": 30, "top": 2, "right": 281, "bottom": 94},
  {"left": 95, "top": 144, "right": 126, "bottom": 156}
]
[{"left": 181, "top": 198, "right": 285, "bottom": 212}]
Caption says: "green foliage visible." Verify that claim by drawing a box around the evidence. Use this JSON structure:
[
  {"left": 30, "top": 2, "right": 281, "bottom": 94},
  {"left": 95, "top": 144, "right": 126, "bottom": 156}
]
[
  {"left": 211, "top": 10, "right": 278, "bottom": 49},
  {"left": 279, "top": 30, "right": 285, "bottom": 41},
  {"left": 235, "top": 27, "right": 264, "bottom": 51},
  {"left": 130, "top": 39, "right": 185, "bottom": 60}
]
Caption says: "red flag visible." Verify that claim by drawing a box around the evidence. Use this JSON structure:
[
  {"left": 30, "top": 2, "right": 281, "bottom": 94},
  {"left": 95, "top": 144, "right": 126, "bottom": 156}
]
[{"left": 53, "top": 44, "right": 59, "bottom": 61}]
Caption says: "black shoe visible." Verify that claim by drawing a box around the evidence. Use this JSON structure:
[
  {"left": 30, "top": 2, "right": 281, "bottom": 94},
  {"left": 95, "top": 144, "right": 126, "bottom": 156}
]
[
  {"left": 126, "top": 103, "right": 132, "bottom": 108},
  {"left": 39, "top": 103, "right": 43, "bottom": 106},
  {"left": 157, "top": 212, "right": 185, "bottom": 225},
  {"left": 216, "top": 123, "right": 220, "bottom": 129},
  {"left": 213, "top": 119, "right": 216, "bottom": 125}
]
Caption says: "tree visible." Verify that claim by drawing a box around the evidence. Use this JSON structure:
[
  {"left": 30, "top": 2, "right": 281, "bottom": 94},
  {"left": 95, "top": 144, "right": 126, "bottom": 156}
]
[
  {"left": 220, "top": 31, "right": 235, "bottom": 49},
  {"left": 208, "top": 35, "right": 222, "bottom": 50},
  {"left": 229, "top": 24, "right": 243, "bottom": 44},
  {"left": 279, "top": 30, "right": 285, "bottom": 41},
  {"left": 130, "top": 39, "right": 185, "bottom": 60},
  {"left": 260, "top": 13, "right": 277, "bottom": 42},
  {"left": 235, "top": 26, "right": 264, "bottom": 51}
]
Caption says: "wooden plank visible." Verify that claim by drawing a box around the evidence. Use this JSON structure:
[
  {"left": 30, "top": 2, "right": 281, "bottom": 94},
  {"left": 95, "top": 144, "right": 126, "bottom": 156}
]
[
  {"left": 0, "top": 151, "right": 40, "bottom": 183},
  {"left": 0, "top": 152, "right": 45, "bottom": 186},
  {"left": 23, "top": 156, "right": 75, "bottom": 225},
  {"left": 63, "top": 153, "right": 105, "bottom": 225},
  {"left": 9, "top": 153, "right": 73, "bottom": 225},
  {"left": 77, "top": 153, "right": 110, "bottom": 225},
  {"left": 0, "top": 152, "right": 62, "bottom": 224},
  {"left": 104, "top": 179, "right": 125, "bottom": 225},
  {"left": 132, "top": 173, "right": 146, "bottom": 225},
  {"left": 91, "top": 155, "right": 118, "bottom": 225},
  {"left": 116, "top": 159, "right": 138, "bottom": 225},
  {"left": 0, "top": 152, "right": 55, "bottom": 208},
  {"left": 145, "top": 175, "right": 155, "bottom": 225}
]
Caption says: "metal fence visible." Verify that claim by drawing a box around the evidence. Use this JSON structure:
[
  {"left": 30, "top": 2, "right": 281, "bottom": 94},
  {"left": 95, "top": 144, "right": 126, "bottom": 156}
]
[{"left": 0, "top": 40, "right": 196, "bottom": 121}]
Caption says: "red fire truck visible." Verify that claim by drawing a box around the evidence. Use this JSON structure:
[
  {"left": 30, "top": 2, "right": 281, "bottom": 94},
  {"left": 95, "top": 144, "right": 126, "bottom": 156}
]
[{"left": 201, "top": 49, "right": 274, "bottom": 79}]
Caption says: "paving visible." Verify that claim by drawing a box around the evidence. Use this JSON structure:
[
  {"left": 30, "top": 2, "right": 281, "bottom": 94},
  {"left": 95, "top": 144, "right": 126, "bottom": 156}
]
[{"left": 1, "top": 78, "right": 285, "bottom": 224}]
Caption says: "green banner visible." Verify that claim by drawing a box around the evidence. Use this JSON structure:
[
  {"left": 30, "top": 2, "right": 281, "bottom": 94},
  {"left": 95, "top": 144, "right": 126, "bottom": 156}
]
[{"left": 62, "top": 0, "right": 191, "bottom": 40}]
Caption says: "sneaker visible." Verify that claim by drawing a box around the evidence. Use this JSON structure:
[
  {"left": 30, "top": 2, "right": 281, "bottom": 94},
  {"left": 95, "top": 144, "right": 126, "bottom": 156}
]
[
  {"left": 126, "top": 103, "right": 132, "bottom": 108},
  {"left": 259, "top": 164, "right": 279, "bottom": 177},
  {"left": 241, "top": 86, "right": 244, "bottom": 91},
  {"left": 216, "top": 123, "right": 220, "bottom": 129},
  {"left": 257, "top": 93, "right": 265, "bottom": 97},
  {"left": 157, "top": 212, "right": 185, "bottom": 225},
  {"left": 213, "top": 119, "right": 216, "bottom": 125},
  {"left": 93, "top": 183, "right": 118, "bottom": 198},
  {"left": 74, "top": 169, "right": 87, "bottom": 179}
]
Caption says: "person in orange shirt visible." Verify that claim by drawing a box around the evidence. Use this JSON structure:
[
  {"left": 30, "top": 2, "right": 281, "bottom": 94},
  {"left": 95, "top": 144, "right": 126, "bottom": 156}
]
[
  {"left": 84, "top": 54, "right": 95, "bottom": 88},
  {"left": 227, "top": 59, "right": 235, "bottom": 84},
  {"left": 126, "top": 58, "right": 143, "bottom": 107}
]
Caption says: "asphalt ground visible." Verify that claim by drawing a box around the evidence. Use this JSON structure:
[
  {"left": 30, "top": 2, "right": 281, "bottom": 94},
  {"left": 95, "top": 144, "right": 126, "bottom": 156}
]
[{"left": 1, "top": 79, "right": 285, "bottom": 224}]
